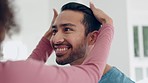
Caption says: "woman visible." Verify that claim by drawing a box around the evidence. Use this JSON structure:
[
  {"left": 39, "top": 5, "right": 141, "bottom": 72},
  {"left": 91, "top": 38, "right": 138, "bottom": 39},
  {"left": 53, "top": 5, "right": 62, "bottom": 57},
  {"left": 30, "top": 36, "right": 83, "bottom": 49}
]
[{"left": 0, "top": 0, "right": 114, "bottom": 83}]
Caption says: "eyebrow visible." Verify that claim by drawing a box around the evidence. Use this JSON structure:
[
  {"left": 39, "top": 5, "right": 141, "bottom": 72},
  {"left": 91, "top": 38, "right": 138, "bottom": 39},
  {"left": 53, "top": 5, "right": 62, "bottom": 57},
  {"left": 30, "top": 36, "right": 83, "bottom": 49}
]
[{"left": 52, "top": 23, "right": 76, "bottom": 28}]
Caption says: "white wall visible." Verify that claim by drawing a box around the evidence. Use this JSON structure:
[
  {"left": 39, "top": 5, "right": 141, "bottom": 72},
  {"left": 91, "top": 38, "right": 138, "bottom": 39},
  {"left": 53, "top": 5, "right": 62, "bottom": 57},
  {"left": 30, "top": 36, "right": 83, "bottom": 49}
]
[
  {"left": 14, "top": 0, "right": 50, "bottom": 55},
  {"left": 13, "top": 0, "right": 130, "bottom": 75}
]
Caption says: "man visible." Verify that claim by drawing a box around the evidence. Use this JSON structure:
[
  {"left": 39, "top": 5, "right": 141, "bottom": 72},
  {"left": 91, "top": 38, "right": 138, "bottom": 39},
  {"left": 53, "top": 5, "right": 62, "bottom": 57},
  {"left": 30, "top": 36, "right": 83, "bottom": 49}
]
[
  {"left": 52, "top": 2, "right": 135, "bottom": 83},
  {"left": 0, "top": 0, "right": 113, "bottom": 83},
  {"left": 54, "top": 2, "right": 135, "bottom": 83},
  {"left": 30, "top": 2, "right": 134, "bottom": 83}
]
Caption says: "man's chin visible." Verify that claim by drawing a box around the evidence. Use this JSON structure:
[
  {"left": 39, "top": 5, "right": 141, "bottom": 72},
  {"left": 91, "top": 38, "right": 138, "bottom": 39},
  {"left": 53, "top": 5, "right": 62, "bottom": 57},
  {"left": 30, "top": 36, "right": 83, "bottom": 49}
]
[{"left": 56, "top": 60, "right": 68, "bottom": 65}]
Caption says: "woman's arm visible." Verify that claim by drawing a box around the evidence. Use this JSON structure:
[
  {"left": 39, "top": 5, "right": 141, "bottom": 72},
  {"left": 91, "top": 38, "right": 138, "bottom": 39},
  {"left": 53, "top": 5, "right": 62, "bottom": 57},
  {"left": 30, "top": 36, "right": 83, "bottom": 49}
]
[{"left": 28, "top": 9, "right": 58, "bottom": 62}]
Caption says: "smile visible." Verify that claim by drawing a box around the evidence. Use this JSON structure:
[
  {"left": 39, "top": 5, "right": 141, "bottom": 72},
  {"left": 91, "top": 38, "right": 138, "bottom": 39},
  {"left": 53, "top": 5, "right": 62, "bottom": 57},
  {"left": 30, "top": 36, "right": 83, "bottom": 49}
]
[
  {"left": 54, "top": 45, "right": 70, "bottom": 56},
  {"left": 56, "top": 48, "right": 68, "bottom": 52}
]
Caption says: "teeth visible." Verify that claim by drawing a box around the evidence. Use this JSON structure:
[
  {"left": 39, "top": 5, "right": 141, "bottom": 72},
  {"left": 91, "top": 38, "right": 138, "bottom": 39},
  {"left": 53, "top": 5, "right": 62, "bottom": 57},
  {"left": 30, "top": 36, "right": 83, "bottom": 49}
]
[{"left": 56, "top": 48, "right": 68, "bottom": 52}]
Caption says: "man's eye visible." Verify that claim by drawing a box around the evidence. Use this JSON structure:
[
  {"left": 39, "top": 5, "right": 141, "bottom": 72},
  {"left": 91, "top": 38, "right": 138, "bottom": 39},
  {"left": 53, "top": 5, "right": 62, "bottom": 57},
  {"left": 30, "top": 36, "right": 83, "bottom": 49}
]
[
  {"left": 52, "top": 29, "right": 57, "bottom": 35},
  {"left": 64, "top": 28, "right": 71, "bottom": 32}
]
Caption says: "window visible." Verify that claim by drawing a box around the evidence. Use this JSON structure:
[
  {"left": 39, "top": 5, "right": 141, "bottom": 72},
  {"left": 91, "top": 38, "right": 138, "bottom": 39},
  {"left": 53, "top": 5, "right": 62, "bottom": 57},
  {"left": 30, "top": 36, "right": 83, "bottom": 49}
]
[
  {"left": 133, "top": 26, "right": 139, "bottom": 57},
  {"left": 143, "top": 26, "right": 148, "bottom": 57},
  {"left": 135, "top": 67, "right": 143, "bottom": 81},
  {"left": 132, "top": 25, "right": 148, "bottom": 81}
]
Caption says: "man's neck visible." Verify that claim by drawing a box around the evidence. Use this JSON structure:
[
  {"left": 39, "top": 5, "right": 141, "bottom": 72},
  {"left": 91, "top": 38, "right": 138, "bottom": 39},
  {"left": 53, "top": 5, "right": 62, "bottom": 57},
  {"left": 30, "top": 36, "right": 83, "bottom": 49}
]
[
  {"left": 70, "top": 56, "right": 86, "bottom": 65},
  {"left": 103, "top": 64, "right": 111, "bottom": 75},
  {"left": 70, "top": 49, "right": 91, "bottom": 65}
]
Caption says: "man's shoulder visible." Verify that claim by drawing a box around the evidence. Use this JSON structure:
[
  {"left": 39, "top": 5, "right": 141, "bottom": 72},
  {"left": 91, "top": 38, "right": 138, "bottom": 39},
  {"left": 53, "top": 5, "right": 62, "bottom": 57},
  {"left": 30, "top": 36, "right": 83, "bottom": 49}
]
[{"left": 99, "top": 67, "right": 135, "bottom": 83}]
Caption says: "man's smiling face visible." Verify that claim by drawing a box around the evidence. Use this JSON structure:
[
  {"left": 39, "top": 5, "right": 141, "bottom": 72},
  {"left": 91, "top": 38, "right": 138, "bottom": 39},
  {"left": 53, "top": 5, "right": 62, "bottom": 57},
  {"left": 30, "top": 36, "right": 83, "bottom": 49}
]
[{"left": 51, "top": 10, "right": 89, "bottom": 65}]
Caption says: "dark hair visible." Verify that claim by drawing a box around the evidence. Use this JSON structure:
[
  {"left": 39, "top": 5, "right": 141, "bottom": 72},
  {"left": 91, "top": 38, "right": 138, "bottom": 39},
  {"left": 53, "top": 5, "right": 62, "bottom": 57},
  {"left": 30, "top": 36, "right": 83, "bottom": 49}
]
[
  {"left": 0, "top": 0, "right": 19, "bottom": 36},
  {"left": 61, "top": 2, "right": 102, "bottom": 36}
]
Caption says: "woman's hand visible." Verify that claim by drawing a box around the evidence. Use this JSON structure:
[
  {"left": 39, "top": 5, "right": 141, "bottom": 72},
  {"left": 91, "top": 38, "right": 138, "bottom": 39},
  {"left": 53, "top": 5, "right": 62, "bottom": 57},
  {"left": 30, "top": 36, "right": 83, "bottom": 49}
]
[
  {"left": 89, "top": 1, "right": 113, "bottom": 25},
  {"left": 44, "top": 9, "right": 58, "bottom": 40}
]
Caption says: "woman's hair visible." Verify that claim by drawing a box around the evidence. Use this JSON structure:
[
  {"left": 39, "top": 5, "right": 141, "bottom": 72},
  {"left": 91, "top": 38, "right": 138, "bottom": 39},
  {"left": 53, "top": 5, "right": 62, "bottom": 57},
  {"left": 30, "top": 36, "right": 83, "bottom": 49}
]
[{"left": 0, "top": 0, "right": 19, "bottom": 36}]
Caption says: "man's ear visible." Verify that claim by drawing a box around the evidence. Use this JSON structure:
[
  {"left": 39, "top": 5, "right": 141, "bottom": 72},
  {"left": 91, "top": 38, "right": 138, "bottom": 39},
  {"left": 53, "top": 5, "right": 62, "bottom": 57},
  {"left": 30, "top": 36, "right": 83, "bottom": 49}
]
[{"left": 88, "top": 31, "right": 99, "bottom": 45}]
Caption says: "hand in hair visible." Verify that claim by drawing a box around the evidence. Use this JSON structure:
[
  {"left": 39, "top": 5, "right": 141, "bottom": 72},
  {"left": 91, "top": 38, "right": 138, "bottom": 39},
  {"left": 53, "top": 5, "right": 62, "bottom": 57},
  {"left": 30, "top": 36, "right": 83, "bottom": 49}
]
[
  {"left": 44, "top": 9, "right": 58, "bottom": 40},
  {"left": 90, "top": 2, "right": 113, "bottom": 25}
]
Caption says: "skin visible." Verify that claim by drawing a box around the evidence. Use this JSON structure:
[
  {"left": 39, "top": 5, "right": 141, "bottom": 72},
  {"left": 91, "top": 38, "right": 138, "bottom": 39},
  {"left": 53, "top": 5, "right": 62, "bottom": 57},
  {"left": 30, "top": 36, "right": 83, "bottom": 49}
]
[{"left": 51, "top": 10, "right": 97, "bottom": 65}]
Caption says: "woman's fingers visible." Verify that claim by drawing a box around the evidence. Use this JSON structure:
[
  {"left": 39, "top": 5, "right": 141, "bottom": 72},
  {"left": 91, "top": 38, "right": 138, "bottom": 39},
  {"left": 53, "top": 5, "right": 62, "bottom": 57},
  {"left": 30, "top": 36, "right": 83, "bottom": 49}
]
[
  {"left": 89, "top": 2, "right": 113, "bottom": 25},
  {"left": 51, "top": 9, "right": 58, "bottom": 24},
  {"left": 44, "top": 9, "right": 58, "bottom": 38}
]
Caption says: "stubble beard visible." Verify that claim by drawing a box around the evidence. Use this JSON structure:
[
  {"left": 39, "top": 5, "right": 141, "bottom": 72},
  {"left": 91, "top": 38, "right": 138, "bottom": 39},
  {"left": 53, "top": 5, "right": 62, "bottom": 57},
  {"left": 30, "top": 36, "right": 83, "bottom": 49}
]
[{"left": 56, "top": 42, "right": 87, "bottom": 65}]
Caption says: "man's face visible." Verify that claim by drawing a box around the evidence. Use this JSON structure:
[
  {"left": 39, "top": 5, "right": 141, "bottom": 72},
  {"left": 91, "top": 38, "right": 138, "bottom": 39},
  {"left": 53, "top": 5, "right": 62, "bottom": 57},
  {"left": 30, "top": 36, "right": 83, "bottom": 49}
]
[{"left": 51, "top": 10, "right": 90, "bottom": 65}]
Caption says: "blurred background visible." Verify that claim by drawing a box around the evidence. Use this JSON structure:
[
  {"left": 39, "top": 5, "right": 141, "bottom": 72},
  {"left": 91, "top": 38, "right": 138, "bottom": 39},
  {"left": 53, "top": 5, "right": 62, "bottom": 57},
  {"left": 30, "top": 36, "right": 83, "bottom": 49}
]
[{"left": 1, "top": 0, "right": 148, "bottom": 82}]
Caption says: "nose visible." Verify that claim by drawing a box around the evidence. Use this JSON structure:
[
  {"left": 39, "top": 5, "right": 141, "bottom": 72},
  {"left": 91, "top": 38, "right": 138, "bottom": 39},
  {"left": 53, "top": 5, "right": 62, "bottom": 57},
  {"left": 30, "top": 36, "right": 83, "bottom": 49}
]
[{"left": 51, "top": 32, "right": 64, "bottom": 44}]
